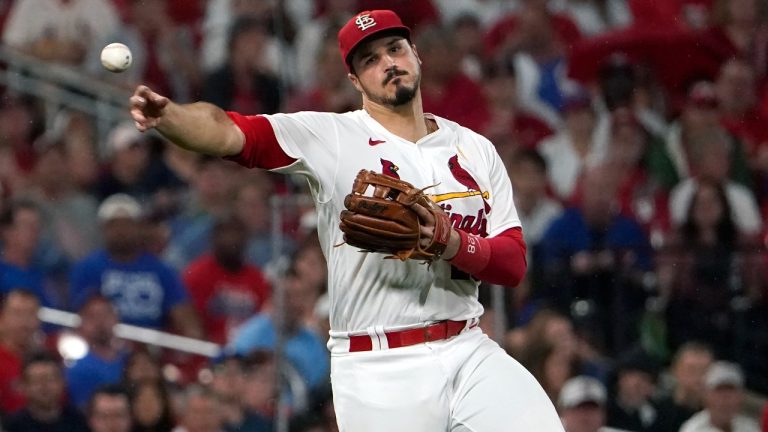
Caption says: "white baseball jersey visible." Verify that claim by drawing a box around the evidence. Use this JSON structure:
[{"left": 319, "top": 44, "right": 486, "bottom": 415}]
[{"left": 236, "top": 109, "right": 521, "bottom": 333}]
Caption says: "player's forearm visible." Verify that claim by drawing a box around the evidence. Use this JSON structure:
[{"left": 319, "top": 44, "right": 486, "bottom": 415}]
[
  {"left": 447, "top": 227, "right": 527, "bottom": 286},
  {"left": 157, "top": 101, "right": 244, "bottom": 157}
]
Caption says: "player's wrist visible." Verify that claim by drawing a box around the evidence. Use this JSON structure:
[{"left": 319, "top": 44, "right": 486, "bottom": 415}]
[
  {"left": 441, "top": 228, "right": 462, "bottom": 261},
  {"left": 447, "top": 230, "right": 492, "bottom": 275}
]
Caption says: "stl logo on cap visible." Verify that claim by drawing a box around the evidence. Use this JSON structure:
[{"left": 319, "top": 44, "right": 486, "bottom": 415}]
[{"left": 355, "top": 13, "right": 377, "bottom": 31}]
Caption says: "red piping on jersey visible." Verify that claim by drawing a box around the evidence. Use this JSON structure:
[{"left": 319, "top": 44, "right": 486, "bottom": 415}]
[
  {"left": 449, "top": 227, "right": 527, "bottom": 287},
  {"left": 224, "top": 112, "right": 297, "bottom": 169}
]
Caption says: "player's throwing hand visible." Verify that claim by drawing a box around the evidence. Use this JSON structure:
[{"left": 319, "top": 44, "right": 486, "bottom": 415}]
[{"left": 129, "top": 85, "right": 169, "bottom": 132}]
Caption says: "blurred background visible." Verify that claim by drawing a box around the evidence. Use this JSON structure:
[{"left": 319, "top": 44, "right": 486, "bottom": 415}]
[{"left": 0, "top": 0, "right": 767, "bottom": 431}]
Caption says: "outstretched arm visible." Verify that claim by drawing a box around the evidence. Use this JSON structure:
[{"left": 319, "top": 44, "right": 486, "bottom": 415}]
[{"left": 129, "top": 85, "right": 244, "bottom": 157}]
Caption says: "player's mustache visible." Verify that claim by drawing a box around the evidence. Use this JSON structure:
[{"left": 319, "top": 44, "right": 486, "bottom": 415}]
[{"left": 383, "top": 69, "right": 408, "bottom": 86}]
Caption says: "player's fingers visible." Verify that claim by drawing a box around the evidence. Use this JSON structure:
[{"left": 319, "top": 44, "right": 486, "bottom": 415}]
[
  {"left": 134, "top": 121, "right": 148, "bottom": 132},
  {"left": 130, "top": 107, "right": 148, "bottom": 123},
  {"left": 135, "top": 85, "right": 152, "bottom": 97},
  {"left": 410, "top": 203, "right": 434, "bottom": 225},
  {"left": 149, "top": 93, "right": 169, "bottom": 108},
  {"left": 129, "top": 95, "right": 146, "bottom": 109}
]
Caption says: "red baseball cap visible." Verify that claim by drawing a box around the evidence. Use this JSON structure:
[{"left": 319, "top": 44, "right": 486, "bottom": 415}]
[{"left": 338, "top": 10, "right": 411, "bottom": 73}]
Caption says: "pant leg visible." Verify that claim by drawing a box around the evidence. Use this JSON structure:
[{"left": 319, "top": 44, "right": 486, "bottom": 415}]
[
  {"left": 331, "top": 344, "right": 451, "bottom": 432},
  {"left": 448, "top": 331, "right": 565, "bottom": 432}
]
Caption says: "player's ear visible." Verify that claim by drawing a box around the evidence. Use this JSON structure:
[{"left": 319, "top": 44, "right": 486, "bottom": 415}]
[
  {"left": 348, "top": 73, "right": 363, "bottom": 93},
  {"left": 411, "top": 44, "right": 422, "bottom": 65}
]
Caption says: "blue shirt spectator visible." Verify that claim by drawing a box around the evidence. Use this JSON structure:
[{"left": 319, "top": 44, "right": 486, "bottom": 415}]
[
  {"left": 231, "top": 314, "right": 329, "bottom": 390},
  {"left": 69, "top": 250, "right": 188, "bottom": 329},
  {"left": 66, "top": 350, "right": 127, "bottom": 408},
  {"left": 69, "top": 194, "right": 202, "bottom": 337}
]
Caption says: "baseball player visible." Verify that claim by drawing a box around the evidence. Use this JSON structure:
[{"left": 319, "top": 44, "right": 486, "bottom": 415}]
[{"left": 130, "top": 9, "right": 563, "bottom": 431}]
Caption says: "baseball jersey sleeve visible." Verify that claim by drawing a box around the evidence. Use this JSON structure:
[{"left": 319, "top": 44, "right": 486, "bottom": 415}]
[
  {"left": 483, "top": 138, "right": 521, "bottom": 236},
  {"left": 226, "top": 111, "right": 341, "bottom": 199}
]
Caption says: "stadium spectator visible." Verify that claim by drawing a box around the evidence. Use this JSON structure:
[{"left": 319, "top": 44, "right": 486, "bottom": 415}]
[
  {"left": 2, "top": 352, "right": 88, "bottom": 432},
  {"left": 485, "top": 0, "right": 582, "bottom": 111},
  {"left": 286, "top": 35, "right": 359, "bottom": 114},
  {"left": 605, "top": 349, "right": 661, "bottom": 432},
  {"left": 46, "top": 111, "right": 101, "bottom": 194},
  {"left": 241, "top": 351, "right": 277, "bottom": 426},
  {"left": 538, "top": 164, "right": 652, "bottom": 352},
  {"left": 653, "top": 81, "right": 752, "bottom": 191},
  {"left": 538, "top": 90, "right": 604, "bottom": 202},
  {"left": 122, "top": 348, "right": 163, "bottom": 388},
  {"left": 0, "top": 289, "right": 41, "bottom": 415},
  {"left": 505, "top": 150, "right": 563, "bottom": 319},
  {"left": 232, "top": 174, "right": 295, "bottom": 269},
  {"left": 210, "top": 354, "right": 272, "bottom": 432},
  {"left": 86, "top": 385, "right": 132, "bottom": 432},
  {"left": 555, "top": 0, "right": 633, "bottom": 36},
  {"left": 96, "top": 122, "right": 184, "bottom": 203},
  {"left": 65, "top": 296, "right": 128, "bottom": 409},
  {"left": 762, "top": 403, "right": 768, "bottom": 432},
  {"left": 164, "top": 157, "right": 243, "bottom": 271},
  {"left": 230, "top": 270, "right": 329, "bottom": 391},
  {"left": 680, "top": 361, "right": 760, "bottom": 432},
  {"left": 705, "top": 0, "right": 768, "bottom": 85},
  {"left": 716, "top": 59, "right": 768, "bottom": 163},
  {"left": 558, "top": 375, "right": 612, "bottom": 432},
  {"left": 201, "top": 17, "right": 281, "bottom": 115},
  {"left": 450, "top": 14, "right": 486, "bottom": 80},
  {"left": 128, "top": 380, "right": 175, "bottom": 432},
  {"left": 520, "top": 338, "right": 578, "bottom": 403},
  {"left": 289, "top": 236, "right": 327, "bottom": 323},
  {"left": 26, "top": 138, "right": 100, "bottom": 267},
  {"left": 0, "top": 199, "right": 49, "bottom": 304},
  {"left": 480, "top": 55, "right": 554, "bottom": 151},
  {"left": 69, "top": 194, "right": 203, "bottom": 337},
  {"left": 417, "top": 25, "right": 491, "bottom": 133},
  {"left": 172, "top": 385, "right": 226, "bottom": 432},
  {"left": 668, "top": 129, "right": 762, "bottom": 237},
  {"left": 183, "top": 216, "right": 271, "bottom": 345},
  {"left": 0, "top": 95, "right": 42, "bottom": 195},
  {"left": 655, "top": 343, "right": 715, "bottom": 432},
  {"left": 1, "top": 0, "right": 120, "bottom": 67},
  {"left": 293, "top": 0, "right": 355, "bottom": 91},
  {"left": 659, "top": 179, "right": 764, "bottom": 357}
]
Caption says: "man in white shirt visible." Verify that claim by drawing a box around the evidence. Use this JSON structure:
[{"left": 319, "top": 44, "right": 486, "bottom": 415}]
[{"left": 680, "top": 361, "right": 760, "bottom": 432}]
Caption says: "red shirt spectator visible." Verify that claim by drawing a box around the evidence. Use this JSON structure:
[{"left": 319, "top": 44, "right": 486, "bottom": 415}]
[
  {"left": 484, "top": 9, "right": 582, "bottom": 59},
  {"left": 0, "top": 343, "right": 24, "bottom": 414},
  {"left": 761, "top": 403, "right": 768, "bottom": 432},
  {"left": 422, "top": 73, "right": 490, "bottom": 134},
  {"left": 182, "top": 217, "right": 271, "bottom": 345}
]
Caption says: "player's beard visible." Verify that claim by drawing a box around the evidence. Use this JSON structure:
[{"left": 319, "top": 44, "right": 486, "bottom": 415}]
[{"left": 365, "top": 68, "right": 420, "bottom": 108}]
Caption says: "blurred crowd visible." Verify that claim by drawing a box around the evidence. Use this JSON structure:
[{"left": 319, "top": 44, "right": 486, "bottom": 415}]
[{"left": 0, "top": 0, "right": 768, "bottom": 431}]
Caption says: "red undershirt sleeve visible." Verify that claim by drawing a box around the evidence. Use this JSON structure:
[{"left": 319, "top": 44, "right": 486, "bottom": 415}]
[
  {"left": 448, "top": 227, "right": 527, "bottom": 287},
  {"left": 224, "top": 111, "right": 297, "bottom": 169}
]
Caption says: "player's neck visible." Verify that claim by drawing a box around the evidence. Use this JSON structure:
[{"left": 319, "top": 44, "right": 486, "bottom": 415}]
[{"left": 363, "top": 91, "right": 431, "bottom": 143}]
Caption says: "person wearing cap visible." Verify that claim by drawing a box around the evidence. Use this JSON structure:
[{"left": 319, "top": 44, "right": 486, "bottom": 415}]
[
  {"left": 680, "top": 361, "right": 760, "bottom": 432},
  {"left": 652, "top": 80, "right": 752, "bottom": 192},
  {"left": 605, "top": 349, "right": 661, "bottom": 432},
  {"left": 68, "top": 194, "right": 203, "bottom": 338},
  {"left": 559, "top": 376, "right": 629, "bottom": 432},
  {"left": 128, "top": 9, "right": 562, "bottom": 431}
]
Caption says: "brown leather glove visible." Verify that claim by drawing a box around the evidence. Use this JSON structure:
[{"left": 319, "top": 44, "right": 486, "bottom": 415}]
[{"left": 339, "top": 169, "right": 452, "bottom": 262}]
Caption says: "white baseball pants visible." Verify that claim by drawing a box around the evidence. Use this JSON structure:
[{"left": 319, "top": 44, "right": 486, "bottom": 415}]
[{"left": 329, "top": 327, "right": 565, "bottom": 431}]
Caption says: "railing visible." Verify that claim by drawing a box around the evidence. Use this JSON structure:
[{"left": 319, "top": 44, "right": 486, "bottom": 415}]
[{"left": 0, "top": 44, "right": 131, "bottom": 146}]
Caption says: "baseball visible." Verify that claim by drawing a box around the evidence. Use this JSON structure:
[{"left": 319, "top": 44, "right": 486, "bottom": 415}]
[{"left": 100, "top": 43, "right": 132, "bottom": 73}]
